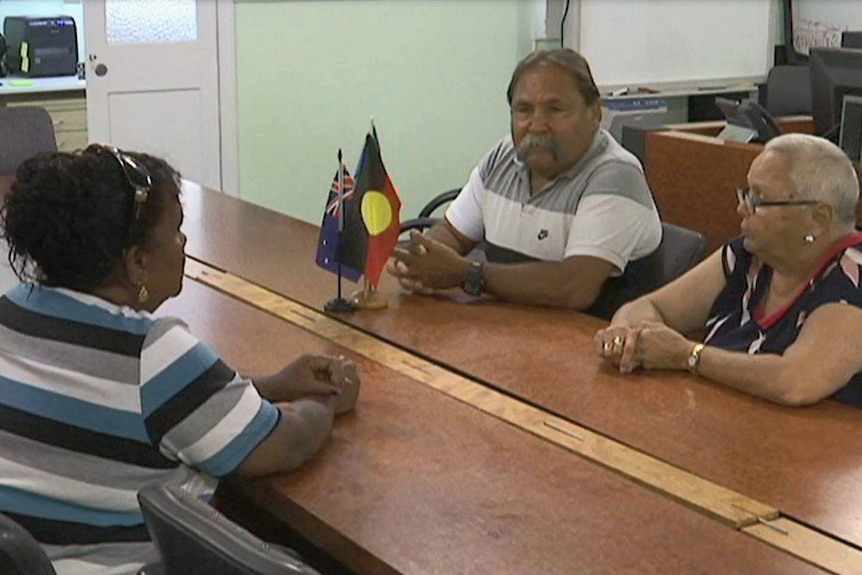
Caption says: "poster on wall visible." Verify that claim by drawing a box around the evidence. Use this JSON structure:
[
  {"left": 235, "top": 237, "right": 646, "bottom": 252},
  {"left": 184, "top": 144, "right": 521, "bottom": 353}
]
[{"left": 794, "top": 0, "right": 862, "bottom": 55}]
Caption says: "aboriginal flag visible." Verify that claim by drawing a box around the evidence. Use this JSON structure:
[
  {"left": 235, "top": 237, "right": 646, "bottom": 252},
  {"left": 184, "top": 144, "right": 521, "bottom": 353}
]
[{"left": 340, "top": 130, "right": 402, "bottom": 288}]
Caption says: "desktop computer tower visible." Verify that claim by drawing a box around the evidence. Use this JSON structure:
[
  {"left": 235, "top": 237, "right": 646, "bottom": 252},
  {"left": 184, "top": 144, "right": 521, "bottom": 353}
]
[{"left": 3, "top": 16, "right": 78, "bottom": 77}]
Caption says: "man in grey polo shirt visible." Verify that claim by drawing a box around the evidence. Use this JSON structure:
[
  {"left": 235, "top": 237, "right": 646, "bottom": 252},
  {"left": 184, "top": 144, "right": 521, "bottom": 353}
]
[{"left": 389, "top": 48, "right": 661, "bottom": 318}]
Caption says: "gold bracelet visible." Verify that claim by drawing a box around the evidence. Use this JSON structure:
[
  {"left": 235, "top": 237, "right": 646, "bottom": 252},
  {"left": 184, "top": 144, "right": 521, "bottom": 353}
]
[{"left": 686, "top": 343, "right": 705, "bottom": 375}]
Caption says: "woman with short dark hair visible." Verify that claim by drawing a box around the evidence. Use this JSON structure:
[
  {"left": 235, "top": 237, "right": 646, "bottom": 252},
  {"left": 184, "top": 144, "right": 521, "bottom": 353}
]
[{"left": 0, "top": 146, "right": 359, "bottom": 574}]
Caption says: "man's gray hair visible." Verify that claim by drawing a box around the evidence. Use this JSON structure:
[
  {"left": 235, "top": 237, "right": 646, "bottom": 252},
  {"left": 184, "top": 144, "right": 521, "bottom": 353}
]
[
  {"left": 507, "top": 48, "right": 600, "bottom": 108},
  {"left": 764, "top": 133, "right": 859, "bottom": 226}
]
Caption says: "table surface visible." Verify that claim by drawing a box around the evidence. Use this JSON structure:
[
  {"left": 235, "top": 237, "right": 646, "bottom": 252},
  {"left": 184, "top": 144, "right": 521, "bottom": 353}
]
[
  {"left": 179, "top": 182, "right": 862, "bottom": 556},
  {"left": 159, "top": 278, "right": 827, "bottom": 575}
]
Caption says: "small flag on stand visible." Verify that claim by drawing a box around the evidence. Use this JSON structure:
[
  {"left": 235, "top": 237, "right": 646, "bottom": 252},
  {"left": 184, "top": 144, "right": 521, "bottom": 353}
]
[
  {"left": 347, "top": 127, "right": 402, "bottom": 289},
  {"left": 315, "top": 128, "right": 401, "bottom": 312},
  {"left": 316, "top": 151, "right": 363, "bottom": 313},
  {"left": 315, "top": 154, "right": 363, "bottom": 283}
]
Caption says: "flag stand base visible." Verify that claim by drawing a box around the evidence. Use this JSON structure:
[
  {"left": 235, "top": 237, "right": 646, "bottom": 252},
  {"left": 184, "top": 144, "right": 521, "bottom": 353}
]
[
  {"left": 351, "top": 287, "right": 388, "bottom": 310},
  {"left": 324, "top": 297, "right": 357, "bottom": 314}
]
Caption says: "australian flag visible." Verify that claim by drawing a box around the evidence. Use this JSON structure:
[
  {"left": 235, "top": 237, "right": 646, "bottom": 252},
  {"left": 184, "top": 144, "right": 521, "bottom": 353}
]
[{"left": 315, "top": 161, "right": 364, "bottom": 282}]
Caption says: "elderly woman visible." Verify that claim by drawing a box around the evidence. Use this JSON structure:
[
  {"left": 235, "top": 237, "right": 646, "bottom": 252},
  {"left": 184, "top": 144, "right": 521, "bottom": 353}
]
[
  {"left": 596, "top": 133, "right": 862, "bottom": 407},
  {"left": 0, "top": 147, "right": 360, "bottom": 574}
]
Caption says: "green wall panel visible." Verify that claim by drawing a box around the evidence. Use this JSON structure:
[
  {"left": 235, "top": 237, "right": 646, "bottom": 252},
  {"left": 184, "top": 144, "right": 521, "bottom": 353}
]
[{"left": 235, "top": 0, "right": 535, "bottom": 223}]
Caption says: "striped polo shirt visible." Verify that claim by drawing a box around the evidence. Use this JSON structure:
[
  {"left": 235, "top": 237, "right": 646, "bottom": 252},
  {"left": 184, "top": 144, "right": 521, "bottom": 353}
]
[
  {"left": 0, "top": 283, "right": 279, "bottom": 574},
  {"left": 447, "top": 129, "right": 661, "bottom": 270}
]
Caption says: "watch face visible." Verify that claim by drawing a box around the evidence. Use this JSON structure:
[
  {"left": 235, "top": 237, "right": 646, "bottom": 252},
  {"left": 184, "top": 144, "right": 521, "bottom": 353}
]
[{"left": 463, "top": 262, "right": 484, "bottom": 296}]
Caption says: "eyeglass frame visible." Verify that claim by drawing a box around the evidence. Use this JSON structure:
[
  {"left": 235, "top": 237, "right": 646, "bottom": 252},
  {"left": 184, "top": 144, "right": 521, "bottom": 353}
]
[
  {"left": 87, "top": 145, "right": 154, "bottom": 247},
  {"left": 101, "top": 145, "right": 152, "bottom": 221},
  {"left": 736, "top": 187, "right": 819, "bottom": 214}
]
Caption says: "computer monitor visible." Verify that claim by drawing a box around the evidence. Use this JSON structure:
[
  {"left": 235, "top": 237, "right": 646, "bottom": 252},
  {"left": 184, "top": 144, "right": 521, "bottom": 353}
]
[
  {"left": 601, "top": 98, "right": 671, "bottom": 144},
  {"left": 809, "top": 47, "right": 862, "bottom": 140},
  {"left": 842, "top": 31, "right": 862, "bottom": 50},
  {"left": 840, "top": 95, "right": 862, "bottom": 162}
]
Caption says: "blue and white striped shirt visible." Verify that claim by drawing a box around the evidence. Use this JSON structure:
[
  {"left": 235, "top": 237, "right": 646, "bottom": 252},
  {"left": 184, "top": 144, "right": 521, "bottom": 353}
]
[{"left": 0, "top": 284, "right": 279, "bottom": 574}]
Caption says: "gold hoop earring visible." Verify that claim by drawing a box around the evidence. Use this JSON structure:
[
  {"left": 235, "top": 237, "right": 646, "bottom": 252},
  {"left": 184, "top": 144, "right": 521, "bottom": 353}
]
[{"left": 137, "top": 285, "right": 150, "bottom": 304}]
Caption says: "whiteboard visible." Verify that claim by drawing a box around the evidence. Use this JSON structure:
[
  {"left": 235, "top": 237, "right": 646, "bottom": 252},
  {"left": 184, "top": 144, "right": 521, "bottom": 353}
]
[{"left": 568, "top": 0, "right": 774, "bottom": 88}]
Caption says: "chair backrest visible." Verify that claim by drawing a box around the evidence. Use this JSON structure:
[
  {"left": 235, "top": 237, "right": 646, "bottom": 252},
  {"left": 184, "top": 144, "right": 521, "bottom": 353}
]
[
  {"left": 400, "top": 188, "right": 460, "bottom": 234},
  {"left": 137, "top": 485, "right": 319, "bottom": 575},
  {"left": 625, "top": 222, "right": 708, "bottom": 295},
  {"left": 417, "top": 188, "right": 459, "bottom": 219},
  {"left": 0, "top": 106, "right": 57, "bottom": 175},
  {"left": 765, "top": 65, "right": 812, "bottom": 117},
  {"left": 0, "top": 513, "right": 56, "bottom": 575}
]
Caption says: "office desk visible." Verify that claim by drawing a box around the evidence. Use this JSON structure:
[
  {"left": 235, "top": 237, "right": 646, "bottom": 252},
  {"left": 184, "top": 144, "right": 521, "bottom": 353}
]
[
  {"left": 643, "top": 116, "right": 862, "bottom": 253},
  {"left": 645, "top": 129, "right": 760, "bottom": 253},
  {"left": 180, "top": 183, "right": 862, "bottom": 559},
  {"left": 157, "top": 278, "right": 826, "bottom": 574},
  {"left": 0, "top": 76, "right": 85, "bottom": 96}
]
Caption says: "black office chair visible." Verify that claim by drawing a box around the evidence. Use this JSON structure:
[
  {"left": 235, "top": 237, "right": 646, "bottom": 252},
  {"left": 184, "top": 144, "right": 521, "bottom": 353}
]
[
  {"left": 0, "top": 512, "right": 56, "bottom": 575},
  {"left": 763, "top": 65, "right": 811, "bottom": 117},
  {"left": 399, "top": 188, "right": 459, "bottom": 234},
  {"left": 625, "top": 222, "right": 708, "bottom": 294},
  {"left": 137, "top": 485, "right": 319, "bottom": 575},
  {"left": 582, "top": 222, "right": 707, "bottom": 319},
  {"left": 398, "top": 187, "right": 490, "bottom": 262},
  {"left": 0, "top": 106, "right": 57, "bottom": 175}
]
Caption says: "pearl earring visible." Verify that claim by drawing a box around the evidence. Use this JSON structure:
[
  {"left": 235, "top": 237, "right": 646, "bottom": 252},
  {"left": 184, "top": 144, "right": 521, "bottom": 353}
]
[{"left": 804, "top": 234, "right": 815, "bottom": 244}]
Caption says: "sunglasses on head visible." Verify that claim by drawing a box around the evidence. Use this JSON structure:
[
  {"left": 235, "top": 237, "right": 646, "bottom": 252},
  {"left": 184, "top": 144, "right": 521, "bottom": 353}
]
[{"left": 86, "top": 144, "right": 153, "bottom": 242}]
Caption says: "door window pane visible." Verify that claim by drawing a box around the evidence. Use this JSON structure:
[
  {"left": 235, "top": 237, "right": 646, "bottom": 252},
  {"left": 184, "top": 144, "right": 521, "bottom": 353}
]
[{"left": 106, "top": 0, "right": 198, "bottom": 45}]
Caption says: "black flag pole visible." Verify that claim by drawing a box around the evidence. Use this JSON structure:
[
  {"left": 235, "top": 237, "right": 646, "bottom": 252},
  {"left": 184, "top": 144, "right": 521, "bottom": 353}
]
[
  {"left": 325, "top": 148, "right": 357, "bottom": 313},
  {"left": 362, "top": 121, "right": 376, "bottom": 299}
]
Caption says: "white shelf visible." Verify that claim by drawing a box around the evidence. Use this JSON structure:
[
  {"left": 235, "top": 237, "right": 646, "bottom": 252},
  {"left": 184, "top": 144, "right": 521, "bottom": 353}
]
[
  {"left": 0, "top": 76, "right": 86, "bottom": 96},
  {"left": 599, "top": 76, "right": 762, "bottom": 100}
]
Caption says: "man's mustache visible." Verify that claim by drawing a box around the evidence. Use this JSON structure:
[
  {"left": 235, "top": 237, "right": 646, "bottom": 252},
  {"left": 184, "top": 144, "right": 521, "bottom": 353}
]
[{"left": 516, "top": 134, "right": 562, "bottom": 161}]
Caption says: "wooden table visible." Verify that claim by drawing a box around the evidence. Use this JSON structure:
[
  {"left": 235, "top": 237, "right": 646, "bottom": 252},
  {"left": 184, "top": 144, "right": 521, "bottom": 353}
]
[
  {"left": 158, "top": 279, "right": 827, "bottom": 574},
  {"left": 180, "top": 182, "right": 862, "bottom": 553}
]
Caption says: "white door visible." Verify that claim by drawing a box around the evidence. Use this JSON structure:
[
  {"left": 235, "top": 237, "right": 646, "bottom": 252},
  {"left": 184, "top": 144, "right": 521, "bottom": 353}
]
[{"left": 84, "top": 0, "right": 222, "bottom": 189}]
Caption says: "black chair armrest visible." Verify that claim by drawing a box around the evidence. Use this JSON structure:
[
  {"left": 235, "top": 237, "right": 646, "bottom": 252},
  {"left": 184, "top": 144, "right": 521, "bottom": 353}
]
[
  {"left": 400, "top": 217, "right": 441, "bottom": 233},
  {"left": 417, "top": 189, "right": 460, "bottom": 218},
  {"left": 0, "top": 513, "right": 56, "bottom": 575}
]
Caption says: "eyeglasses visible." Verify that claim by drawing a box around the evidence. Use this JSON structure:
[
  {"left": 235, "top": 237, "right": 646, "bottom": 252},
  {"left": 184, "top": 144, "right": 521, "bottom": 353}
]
[
  {"left": 736, "top": 187, "right": 819, "bottom": 214},
  {"left": 86, "top": 144, "right": 153, "bottom": 245},
  {"left": 101, "top": 145, "right": 152, "bottom": 225}
]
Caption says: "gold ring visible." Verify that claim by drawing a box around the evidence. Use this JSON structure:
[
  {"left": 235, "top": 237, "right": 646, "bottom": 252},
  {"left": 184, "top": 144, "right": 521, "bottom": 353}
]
[
  {"left": 603, "top": 341, "right": 613, "bottom": 353},
  {"left": 612, "top": 336, "right": 625, "bottom": 347}
]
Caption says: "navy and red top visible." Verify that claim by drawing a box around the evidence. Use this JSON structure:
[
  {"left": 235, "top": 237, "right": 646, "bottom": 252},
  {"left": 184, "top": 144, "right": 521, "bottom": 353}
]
[{"left": 704, "top": 233, "right": 862, "bottom": 407}]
